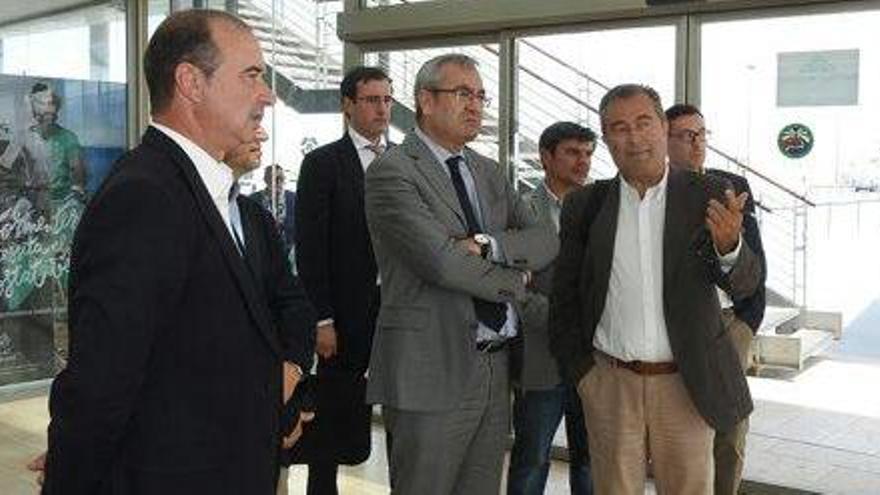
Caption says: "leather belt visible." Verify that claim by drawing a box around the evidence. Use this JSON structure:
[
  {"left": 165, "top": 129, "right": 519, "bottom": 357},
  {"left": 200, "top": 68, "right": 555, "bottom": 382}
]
[
  {"left": 598, "top": 351, "right": 678, "bottom": 375},
  {"left": 476, "top": 339, "right": 507, "bottom": 353}
]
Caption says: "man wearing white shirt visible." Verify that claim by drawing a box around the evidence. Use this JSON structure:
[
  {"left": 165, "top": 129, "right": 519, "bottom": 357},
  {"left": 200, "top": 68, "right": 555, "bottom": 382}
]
[
  {"left": 294, "top": 66, "right": 392, "bottom": 494},
  {"left": 550, "top": 84, "right": 761, "bottom": 494},
  {"left": 41, "top": 10, "right": 313, "bottom": 494}
]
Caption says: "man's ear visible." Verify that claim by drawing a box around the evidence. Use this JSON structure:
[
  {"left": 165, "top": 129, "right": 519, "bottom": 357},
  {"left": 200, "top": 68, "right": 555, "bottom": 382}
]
[{"left": 175, "top": 62, "right": 206, "bottom": 104}]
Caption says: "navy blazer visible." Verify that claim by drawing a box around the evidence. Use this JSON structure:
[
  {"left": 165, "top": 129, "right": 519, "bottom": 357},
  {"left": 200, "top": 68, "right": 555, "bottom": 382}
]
[{"left": 44, "top": 127, "right": 313, "bottom": 495}]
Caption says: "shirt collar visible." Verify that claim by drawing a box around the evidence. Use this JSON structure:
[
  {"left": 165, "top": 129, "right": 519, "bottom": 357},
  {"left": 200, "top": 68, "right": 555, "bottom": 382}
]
[
  {"left": 151, "top": 122, "right": 235, "bottom": 202},
  {"left": 541, "top": 181, "right": 562, "bottom": 206},
  {"left": 348, "top": 126, "right": 386, "bottom": 150},
  {"left": 620, "top": 163, "right": 669, "bottom": 204},
  {"left": 414, "top": 125, "right": 463, "bottom": 167}
]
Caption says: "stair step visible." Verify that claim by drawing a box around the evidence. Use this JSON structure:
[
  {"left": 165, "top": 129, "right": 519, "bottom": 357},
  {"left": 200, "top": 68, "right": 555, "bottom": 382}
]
[
  {"left": 758, "top": 306, "right": 802, "bottom": 336},
  {"left": 755, "top": 328, "right": 835, "bottom": 370}
]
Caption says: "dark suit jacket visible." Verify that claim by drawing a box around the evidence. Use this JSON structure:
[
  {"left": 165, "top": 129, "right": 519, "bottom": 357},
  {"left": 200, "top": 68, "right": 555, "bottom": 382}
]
[
  {"left": 249, "top": 188, "right": 297, "bottom": 255},
  {"left": 293, "top": 133, "right": 380, "bottom": 463},
  {"left": 295, "top": 133, "right": 379, "bottom": 372},
  {"left": 549, "top": 168, "right": 761, "bottom": 431},
  {"left": 43, "top": 127, "right": 313, "bottom": 495},
  {"left": 706, "top": 168, "right": 767, "bottom": 332}
]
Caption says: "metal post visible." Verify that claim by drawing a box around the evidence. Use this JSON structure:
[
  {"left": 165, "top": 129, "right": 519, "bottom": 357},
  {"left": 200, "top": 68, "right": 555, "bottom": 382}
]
[
  {"left": 127, "top": 0, "right": 151, "bottom": 148},
  {"left": 498, "top": 31, "right": 518, "bottom": 189}
]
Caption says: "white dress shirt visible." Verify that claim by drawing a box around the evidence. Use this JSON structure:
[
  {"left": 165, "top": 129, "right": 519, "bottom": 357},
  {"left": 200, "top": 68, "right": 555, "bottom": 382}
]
[
  {"left": 151, "top": 123, "right": 238, "bottom": 244},
  {"left": 414, "top": 126, "right": 518, "bottom": 341},
  {"left": 348, "top": 126, "right": 387, "bottom": 171},
  {"left": 593, "top": 166, "right": 743, "bottom": 363},
  {"left": 593, "top": 167, "right": 673, "bottom": 362}
]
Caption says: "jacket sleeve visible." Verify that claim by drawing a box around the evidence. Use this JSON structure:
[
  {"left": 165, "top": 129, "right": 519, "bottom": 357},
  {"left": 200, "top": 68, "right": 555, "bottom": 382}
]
[
  {"left": 252, "top": 201, "right": 316, "bottom": 371},
  {"left": 364, "top": 152, "right": 528, "bottom": 303},
  {"left": 549, "top": 190, "right": 594, "bottom": 383},
  {"left": 44, "top": 178, "right": 188, "bottom": 494},
  {"left": 294, "top": 149, "right": 335, "bottom": 321}
]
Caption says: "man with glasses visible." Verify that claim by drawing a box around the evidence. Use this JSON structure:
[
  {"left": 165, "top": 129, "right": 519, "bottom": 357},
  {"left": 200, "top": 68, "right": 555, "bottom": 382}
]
[
  {"left": 666, "top": 103, "right": 767, "bottom": 495},
  {"left": 294, "top": 65, "right": 392, "bottom": 495},
  {"left": 364, "top": 53, "right": 557, "bottom": 494}
]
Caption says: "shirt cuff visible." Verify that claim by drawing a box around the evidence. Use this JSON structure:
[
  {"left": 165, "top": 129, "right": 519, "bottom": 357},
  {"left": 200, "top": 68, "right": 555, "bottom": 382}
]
[
  {"left": 316, "top": 318, "right": 334, "bottom": 329},
  {"left": 715, "top": 234, "right": 742, "bottom": 273},
  {"left": 486, "top": 235, "right": 506, "bottom": 263}
]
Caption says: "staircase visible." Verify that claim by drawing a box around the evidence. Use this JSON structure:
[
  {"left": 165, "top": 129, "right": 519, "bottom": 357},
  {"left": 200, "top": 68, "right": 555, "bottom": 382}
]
[{"left": 236, "top": 0, "right": 841, "bottom": 371}]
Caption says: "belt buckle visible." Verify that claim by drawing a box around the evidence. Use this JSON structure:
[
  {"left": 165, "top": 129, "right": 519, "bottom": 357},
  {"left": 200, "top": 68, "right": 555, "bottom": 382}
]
[
  {"left": 477, "top": 339, "right": 504, "bottom": 353},
  {"left": 629, "top": 360, "right": 644, "bottom": 374}
]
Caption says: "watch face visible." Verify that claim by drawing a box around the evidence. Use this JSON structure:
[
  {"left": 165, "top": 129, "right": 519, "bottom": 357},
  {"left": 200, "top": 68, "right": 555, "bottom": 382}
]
[{"left": 474, "top": 234, "right": 489, "bottom": 245}]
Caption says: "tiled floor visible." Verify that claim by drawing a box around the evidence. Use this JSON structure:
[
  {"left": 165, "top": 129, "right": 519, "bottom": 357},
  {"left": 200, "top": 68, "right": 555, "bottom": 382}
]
[{"left": 4, "top": 355, "right": 880, "bottom": 494}]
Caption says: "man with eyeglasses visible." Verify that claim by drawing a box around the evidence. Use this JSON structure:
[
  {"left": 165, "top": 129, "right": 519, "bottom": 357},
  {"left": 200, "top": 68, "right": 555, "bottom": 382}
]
[
  {"left": 364, "top": 53, "right": 557, "bottom": 494},
  {"left": 294, "top": 65, "right": 392, "bottom": 494},
  {"left": 666, "top": 103, "right": 767, "bottom": 495}
]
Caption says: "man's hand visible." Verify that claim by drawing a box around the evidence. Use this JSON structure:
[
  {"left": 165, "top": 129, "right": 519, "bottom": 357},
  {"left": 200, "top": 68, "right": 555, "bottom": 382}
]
[
  {"left": 282, "top": 361, "right": 302, "bottom": 404},
  {"left": 455, "top": 237, "right": 481, "bottom": 256},
  {"left": 281, "top": 411, "right": 315, "bottom": 449},
  {"left": 316, "top": 324, "right": 337, "bottom": 359},
  {"left": 27, "top": 451, "right": 46, "bottom": 486},
  {"left": 706, "top": 189, "right": 748, "bottom": 255}
]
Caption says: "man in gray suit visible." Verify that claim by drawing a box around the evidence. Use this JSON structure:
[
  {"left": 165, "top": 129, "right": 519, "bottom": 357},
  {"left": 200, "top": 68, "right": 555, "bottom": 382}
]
[
  {"left": 550, "top": 84, "right": 761, "bottom": 494},
  {"left": 508, "top": 122, "right": 595, "bottom": 495},
  {"left": 364, "top": 53, "right": 558, "bottom": 494}
]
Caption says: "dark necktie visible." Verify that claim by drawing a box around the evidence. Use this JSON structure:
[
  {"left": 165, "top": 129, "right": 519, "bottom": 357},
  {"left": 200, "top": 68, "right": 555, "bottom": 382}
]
[
  {"left": 228, "top": 183, "right": 246, "bottom": 256},
  {"left": 445, "top": 156, "right": 507, "bottom": 332}
]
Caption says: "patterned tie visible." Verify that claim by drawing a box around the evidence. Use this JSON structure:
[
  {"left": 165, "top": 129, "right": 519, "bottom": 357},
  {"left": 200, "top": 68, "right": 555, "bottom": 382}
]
[
  {"left": 445, "top": 156, "right": 507, "bottom": 332},
  {"left": 365, "top": 142, "right": 386, "bottom": 157},
  {"left": 228, "top": 182, "right": 246, "bottom": 256}
]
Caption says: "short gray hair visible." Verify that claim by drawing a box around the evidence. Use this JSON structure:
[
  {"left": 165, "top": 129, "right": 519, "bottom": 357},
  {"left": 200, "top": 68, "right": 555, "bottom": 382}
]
[
  {"left": 598, "top": 84, "right": 665, "bottom": 132},
  {"left": 413, "top": 53, "right": 479, "bottom": 122}
]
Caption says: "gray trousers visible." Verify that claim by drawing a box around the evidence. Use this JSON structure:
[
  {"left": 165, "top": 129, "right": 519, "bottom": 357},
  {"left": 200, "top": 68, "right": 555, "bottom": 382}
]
[{"left": 384, "top": 350, "right": 509, "bottom": 495}]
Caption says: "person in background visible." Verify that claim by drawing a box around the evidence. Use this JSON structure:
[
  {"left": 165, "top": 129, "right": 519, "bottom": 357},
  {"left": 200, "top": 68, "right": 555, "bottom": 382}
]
[{"left": 666, "top": 102, "right": 767, "bottom": 495}]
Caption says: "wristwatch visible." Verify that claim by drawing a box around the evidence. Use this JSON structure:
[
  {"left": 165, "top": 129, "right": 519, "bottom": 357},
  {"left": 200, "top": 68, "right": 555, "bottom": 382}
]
[{"left": 473, "top": 233, "right": 491, "bottom": 259}]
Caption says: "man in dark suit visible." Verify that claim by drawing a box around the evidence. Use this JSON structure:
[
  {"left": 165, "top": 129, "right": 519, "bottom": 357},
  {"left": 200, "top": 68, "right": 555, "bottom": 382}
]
[
  {"left": 40, "top": 11, "right": 314, "bottom": 494},
  {"left": 550, "top": 84, "right": 761, "bottom": 494},
  {"left": 364, "top": 53, "right": 558, "bottom": 494},
  {"left": 508, "top": 122, "right": 595, "bottom": 495},
  {"left": 666, "top": 103, "right": 767, "bottom": 495},
  {"left": 294, "top": 65, "right": 392, "bottom": 495},
  {"left": 251, "top": 163, "right": 297, "bottom": 257}
]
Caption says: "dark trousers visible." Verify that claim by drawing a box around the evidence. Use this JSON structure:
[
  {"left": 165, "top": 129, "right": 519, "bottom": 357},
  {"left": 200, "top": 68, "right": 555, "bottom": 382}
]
[
  {"left": 507, "top": 384, "right": 593, "bottom": 495},
  {"left": 306, "top": 462, "right": 338, "bottom": 495}
]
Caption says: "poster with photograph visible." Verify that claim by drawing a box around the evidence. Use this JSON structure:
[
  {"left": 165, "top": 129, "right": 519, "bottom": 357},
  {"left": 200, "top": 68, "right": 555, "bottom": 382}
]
[{"left": 0, "top": 75, "right": 126, "bottom": 383}]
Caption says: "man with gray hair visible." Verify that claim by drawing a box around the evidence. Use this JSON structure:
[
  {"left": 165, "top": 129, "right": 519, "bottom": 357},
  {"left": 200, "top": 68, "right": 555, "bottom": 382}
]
[
  {"left": 364, "top": 53, "right": 557, "bottom": 493},
  {"left": 550, "top": 84, "right": 760, "bottom": 493}
]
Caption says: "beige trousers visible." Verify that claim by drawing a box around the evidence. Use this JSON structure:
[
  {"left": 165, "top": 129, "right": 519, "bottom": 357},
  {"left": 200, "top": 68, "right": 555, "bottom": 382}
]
[{"left": 578, "top": 352, "right": 714, "bottom": 495}]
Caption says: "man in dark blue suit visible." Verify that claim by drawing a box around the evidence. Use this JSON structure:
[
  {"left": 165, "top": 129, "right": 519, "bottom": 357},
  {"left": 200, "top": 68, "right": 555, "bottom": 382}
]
[
  {"left": 39, "top": 10, "right": 314, "bottom": 494},
  {"left": 666, "top": 103, "right": 767, "bottom": 495},
  {"left": 294, "top": 65, "right": 392, "bottom": 495}
]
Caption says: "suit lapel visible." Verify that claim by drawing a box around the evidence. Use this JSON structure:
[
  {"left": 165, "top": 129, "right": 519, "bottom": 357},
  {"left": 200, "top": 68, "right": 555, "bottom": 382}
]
[
  {"left": 337, "top": 134, "right": 364, "bottom": 185},
  {"left": 404, "top": 132, "right": 467, "bottom": 228},
  {"left": 464, "top": 149, "right": 497, "bottom": 231},
  {"left": 590, "top": 178, "right": 619, "bottom": 318},
  {"left": 143, "top": 128, "right": 283, "bottom": 356},
  {"left": 663, "top": 168, "right": 698, "bottom": 292}
]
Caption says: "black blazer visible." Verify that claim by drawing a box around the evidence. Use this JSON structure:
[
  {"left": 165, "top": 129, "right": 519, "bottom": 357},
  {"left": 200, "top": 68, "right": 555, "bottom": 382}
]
[
  {"left": 549, "top": 168, "right": 761, "bottom": 431},
  {"left": 706, "top": 168, "right": 767, "bottom": 332},
  {"left": 295, "top": 134, "right": 380, "bottom": 372},
  {"left": 43, "top": 127, "right": 313, "bottom": 495}
]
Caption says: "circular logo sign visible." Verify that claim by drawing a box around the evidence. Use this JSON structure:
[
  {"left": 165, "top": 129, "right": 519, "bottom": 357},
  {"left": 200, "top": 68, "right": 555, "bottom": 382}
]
[{"left": 777, "top": 123, "right": 814, "bottom": 159}]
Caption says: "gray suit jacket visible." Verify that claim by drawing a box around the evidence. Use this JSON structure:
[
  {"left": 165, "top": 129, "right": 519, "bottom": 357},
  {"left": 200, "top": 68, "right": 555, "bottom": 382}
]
[
  {"left": 364, "top": 130, "right": 559, "bottom": 412},
  {"left": 519, "top": 183, "right": 564, "bottom": 391},
  {"left": 550, "top": 168, "right": 761, "bottom": 431}
]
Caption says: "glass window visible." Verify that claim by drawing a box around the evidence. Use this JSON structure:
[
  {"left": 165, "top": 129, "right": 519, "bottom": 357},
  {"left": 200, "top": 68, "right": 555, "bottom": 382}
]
[
  {"left": 514, "top": 26, "right": 676, "bottom": 187},
  {"left": 701, "top": 9, "right": 880, "bottom": 323},
  {"left": 0, "top": 1, "right": 129, "bottom": 385}
]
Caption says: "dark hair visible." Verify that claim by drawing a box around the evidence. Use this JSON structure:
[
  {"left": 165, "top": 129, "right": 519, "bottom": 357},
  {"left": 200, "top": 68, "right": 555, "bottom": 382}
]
[
  {"left": 263, "top": 163, "right": 284, "bottom": 180},
  {"left": 144, "top": 9, "right": 251, "bottom": 114},
  {"left": 599, "top": 84, "right": 665, "bottom": 132},
  {"left": 539, "top": 121, "right": 596, "bottom": 155},
  {"left": 340, "top": 66, "right": 391, "bottom": 101},
  {"left": 665, "top": 103, "right": 703, "bottom": 123},
  {"left": 30, "top": 82, "right": 62, "bottom": 108}
]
